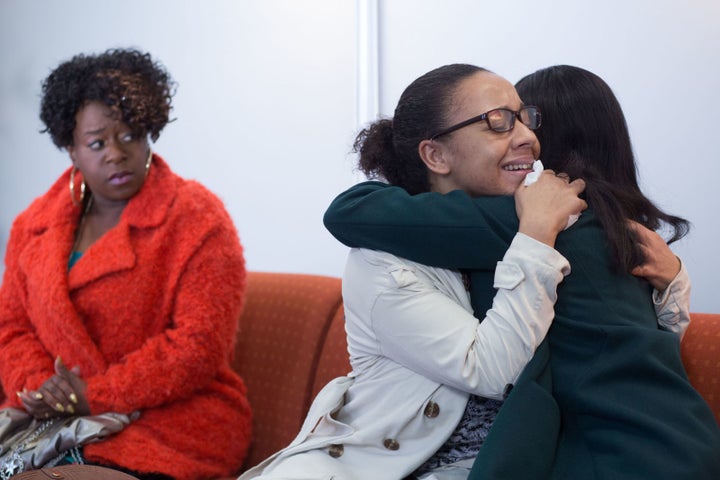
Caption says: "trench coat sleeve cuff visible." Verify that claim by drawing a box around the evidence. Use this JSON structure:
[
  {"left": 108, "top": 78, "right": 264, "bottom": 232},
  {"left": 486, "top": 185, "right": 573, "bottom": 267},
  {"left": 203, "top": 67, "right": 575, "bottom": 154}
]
[{"left": 653, "top": 259, "right": 691, "bottom": 339}]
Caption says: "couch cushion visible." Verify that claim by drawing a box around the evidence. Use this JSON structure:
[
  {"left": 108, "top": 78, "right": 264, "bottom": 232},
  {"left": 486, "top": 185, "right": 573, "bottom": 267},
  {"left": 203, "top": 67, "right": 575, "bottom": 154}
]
[
  {"left": 682, "top": 313, "right": 720, "bottom": 425},
  {"left": 232, "top": 272, "right": 343, "bottom": 469},
  {"left": 312, "top": 307, "right": 351, "bottom": 398}
]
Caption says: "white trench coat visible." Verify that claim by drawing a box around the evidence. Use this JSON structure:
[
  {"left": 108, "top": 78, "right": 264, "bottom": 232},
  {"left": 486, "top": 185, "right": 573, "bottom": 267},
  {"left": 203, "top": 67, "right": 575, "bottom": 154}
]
[{"left": 239, "top": 234, "right": 570, "bottom": 480}]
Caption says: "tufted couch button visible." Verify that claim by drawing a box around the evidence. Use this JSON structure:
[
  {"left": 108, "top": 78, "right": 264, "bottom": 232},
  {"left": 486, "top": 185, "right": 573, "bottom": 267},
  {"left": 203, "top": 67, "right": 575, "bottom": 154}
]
[
  {"left": 383, "top": 438, "right": 400, "bottom": 450},
  {"left": 328, "top": 443, "right": 344, "bottom": 458},
  {"left": 424, "top": 401, "right": 440, "bottom": 418}
]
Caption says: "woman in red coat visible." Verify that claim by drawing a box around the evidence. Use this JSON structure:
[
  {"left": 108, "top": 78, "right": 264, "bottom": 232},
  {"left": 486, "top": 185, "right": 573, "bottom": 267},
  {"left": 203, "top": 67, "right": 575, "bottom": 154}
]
[{"left": 0, "top": 48, "right": 251, "bottom": 480}]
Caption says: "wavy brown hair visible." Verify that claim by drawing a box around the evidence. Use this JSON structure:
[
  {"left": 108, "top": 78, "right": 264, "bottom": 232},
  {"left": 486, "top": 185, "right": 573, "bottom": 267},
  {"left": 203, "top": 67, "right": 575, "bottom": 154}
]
[{"left": 40, "top": 48, "right": 175, "bottom": 148}]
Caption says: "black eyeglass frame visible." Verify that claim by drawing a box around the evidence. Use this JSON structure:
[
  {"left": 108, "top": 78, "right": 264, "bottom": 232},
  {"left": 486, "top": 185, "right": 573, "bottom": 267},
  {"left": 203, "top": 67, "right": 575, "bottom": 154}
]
[{"left": 429, "top": 105, "right": 542, "bottom": 140}]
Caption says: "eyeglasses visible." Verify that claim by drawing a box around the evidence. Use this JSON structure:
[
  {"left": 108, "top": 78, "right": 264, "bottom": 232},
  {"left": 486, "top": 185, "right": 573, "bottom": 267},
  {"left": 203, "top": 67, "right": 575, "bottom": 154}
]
[{"left": 429, "top": 105, "right": 542, "bottom": 140}]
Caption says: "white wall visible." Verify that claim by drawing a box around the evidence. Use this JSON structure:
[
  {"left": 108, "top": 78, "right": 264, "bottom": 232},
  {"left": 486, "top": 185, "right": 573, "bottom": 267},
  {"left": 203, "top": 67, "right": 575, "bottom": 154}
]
[
  {"left": 1, "top": 0, "right": 719, "bottom": 312},
  {"left": 375, "top": 0, "right": 720, "bottom": 313},
  {"left": 0, "top": 0, "right": 359, "bottom": 280}
]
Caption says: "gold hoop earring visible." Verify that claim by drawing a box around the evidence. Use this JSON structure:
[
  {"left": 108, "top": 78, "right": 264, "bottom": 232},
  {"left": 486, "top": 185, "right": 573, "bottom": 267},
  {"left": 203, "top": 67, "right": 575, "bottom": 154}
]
[
  {"left": 145, "top": 149, "right": 153, "bottom": 177},
  {"left": 69, "top": 167, "right": 85, "bottom": 206}
]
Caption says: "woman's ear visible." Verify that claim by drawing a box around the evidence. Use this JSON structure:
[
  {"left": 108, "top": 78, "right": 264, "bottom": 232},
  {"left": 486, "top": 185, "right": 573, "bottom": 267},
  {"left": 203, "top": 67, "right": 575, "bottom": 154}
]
[
  {"left": 66, "top": 146, "right": 77, "bottom": 166},
  {"left": 418, "top": 139, "right": 451, "bottom": 175}
]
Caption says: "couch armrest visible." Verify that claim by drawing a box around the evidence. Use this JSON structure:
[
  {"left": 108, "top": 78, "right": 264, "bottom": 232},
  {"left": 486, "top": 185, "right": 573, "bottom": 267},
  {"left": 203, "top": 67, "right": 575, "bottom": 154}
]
[{"left": 681, "top": 312, "right": 720, "bottom": 425}]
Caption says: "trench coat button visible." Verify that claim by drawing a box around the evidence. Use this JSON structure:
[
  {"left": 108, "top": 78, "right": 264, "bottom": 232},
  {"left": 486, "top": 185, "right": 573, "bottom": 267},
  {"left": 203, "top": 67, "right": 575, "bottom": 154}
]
[
  {"left": 424, "top": 401, "right": 440, "bottom": 418},
  {"left": 328, "top": 443, "right": 344, "bottom": 458},
  {"left": 383, "top": 438, "right": 400, "bottom": 450}
]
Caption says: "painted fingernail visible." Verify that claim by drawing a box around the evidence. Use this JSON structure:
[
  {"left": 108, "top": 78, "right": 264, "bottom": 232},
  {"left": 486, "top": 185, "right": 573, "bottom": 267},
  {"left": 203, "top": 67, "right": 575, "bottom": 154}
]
[
  {"left": 67, "top": 404, "right": 75, "bottom": 414},
  {"left": 34, "top": 392, "right": 43, "bottom": 400},
  {"left": 69, "top": 393, "right": 78, "bottom": 404},
  {"left": 55, "top": 403, "right": 65, "bottom": 412}
]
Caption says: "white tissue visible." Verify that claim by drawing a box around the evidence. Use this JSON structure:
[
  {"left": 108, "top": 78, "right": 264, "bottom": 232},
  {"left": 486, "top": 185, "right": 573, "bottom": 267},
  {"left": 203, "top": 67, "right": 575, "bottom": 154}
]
[
  {"left": 523, "top": 159, "right": 580, "bottom": 230},
  {"left": 523, "top": 159, "right": 544, "bottom": 186},
  {"left": 565, "top": 214, "right": 580, "bottom": 229}
]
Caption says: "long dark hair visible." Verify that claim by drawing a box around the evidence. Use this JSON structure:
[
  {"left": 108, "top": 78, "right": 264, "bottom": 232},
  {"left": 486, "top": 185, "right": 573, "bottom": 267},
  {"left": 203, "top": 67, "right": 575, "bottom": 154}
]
[
  {"left": 353, "top": 64, "right": 487, "bottom": 194},
  {"left": 516, "top": 65, "right": 689, "bottom": 272}
]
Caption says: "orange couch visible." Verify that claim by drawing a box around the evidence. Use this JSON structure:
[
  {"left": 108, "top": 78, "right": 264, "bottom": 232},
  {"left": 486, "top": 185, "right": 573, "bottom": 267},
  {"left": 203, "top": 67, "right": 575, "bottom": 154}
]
[
  {"left": 0, "top": 272, "right": 717, "bottom": 478},
  {"left": 233, "top": 272, "right": 720, "bottom": 474}
]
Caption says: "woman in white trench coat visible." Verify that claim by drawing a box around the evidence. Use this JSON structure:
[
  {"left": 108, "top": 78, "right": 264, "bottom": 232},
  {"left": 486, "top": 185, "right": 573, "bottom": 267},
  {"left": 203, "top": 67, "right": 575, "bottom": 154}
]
[{"left": 238, "top": 64, "right": 689, "bottom": 480}]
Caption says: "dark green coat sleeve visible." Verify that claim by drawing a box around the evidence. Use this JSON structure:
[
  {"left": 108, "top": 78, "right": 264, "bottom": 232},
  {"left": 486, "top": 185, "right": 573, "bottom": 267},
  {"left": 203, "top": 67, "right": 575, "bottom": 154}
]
[{"left": 324, "top": 181, "right": 517, "bottom": 270}]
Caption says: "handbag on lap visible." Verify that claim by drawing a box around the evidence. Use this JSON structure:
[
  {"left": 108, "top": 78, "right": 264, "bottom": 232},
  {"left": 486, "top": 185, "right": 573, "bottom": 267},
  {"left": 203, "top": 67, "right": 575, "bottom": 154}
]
[{"left": 0, "top": 407, "right": 134, "bottom": 480}]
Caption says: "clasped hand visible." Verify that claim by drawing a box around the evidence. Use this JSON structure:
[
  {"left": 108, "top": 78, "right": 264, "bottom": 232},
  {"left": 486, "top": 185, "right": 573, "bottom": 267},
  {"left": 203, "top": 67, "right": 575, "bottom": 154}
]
[
  {"left": 514, "top": 169, "right": 588, "bottom": 247},
  {"left": 17, "top": 356, "right": 90, "bottom": 419}
]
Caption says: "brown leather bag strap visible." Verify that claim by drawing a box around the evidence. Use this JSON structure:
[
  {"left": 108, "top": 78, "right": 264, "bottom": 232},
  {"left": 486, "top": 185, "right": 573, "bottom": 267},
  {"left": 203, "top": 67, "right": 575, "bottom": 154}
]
[{"left": 10, "top": 465, "right": 139, "bottom": 480}]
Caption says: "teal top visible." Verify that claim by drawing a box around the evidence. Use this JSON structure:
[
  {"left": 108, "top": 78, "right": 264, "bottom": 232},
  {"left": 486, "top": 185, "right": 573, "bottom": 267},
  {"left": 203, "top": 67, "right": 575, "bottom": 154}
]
[
  {"left": 68, "top": 251, "right": 83, "bottom": 270},
  {"left": 324, "top": 181, "right": 720, "bottom": 480}
]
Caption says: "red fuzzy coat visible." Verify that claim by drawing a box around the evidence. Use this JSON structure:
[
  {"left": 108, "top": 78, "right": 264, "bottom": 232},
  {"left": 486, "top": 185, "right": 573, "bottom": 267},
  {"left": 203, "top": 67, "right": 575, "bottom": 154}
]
[{"left": 0, "top": 155, "right": 251, "bottom": 479}]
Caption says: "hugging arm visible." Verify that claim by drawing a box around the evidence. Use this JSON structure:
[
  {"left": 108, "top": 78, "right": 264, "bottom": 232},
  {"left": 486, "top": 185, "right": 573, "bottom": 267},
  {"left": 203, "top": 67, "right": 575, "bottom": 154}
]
[
  {"left": 325, "top": 173, "right": 584, "bottom": 268},
  {"left": 325, "top": 181, "right": 690, "bottom": 336},
  {"left": 629, "top": 220, "right": 691, "bottom": 337},
  {"left": 651, "top": 262, "right": 691, "bottom": 338},
  {"left": 324, "top": 181, "right": 512, "bottom": 269},
  {"left": 349, "top": 234, "right": 569, "bottom": 399}
]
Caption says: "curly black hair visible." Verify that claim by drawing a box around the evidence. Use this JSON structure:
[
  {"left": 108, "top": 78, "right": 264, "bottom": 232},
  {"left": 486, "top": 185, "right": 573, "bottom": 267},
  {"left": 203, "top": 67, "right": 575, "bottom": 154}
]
[{"left": 40, "top": 48, "right": 176, "bottom": 149}]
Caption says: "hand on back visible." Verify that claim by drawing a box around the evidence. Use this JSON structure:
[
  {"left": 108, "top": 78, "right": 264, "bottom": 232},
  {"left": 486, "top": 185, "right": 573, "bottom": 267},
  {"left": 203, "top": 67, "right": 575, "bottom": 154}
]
[{"left": 627, "top": 220, "right": 681, "bottom": 291}]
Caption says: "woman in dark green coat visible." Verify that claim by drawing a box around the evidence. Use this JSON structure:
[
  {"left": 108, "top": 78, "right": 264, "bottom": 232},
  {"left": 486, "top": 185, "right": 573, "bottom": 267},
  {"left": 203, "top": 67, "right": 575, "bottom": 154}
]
[{"left": 324, "top": 65, "right": 720, "bottom": 479}]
